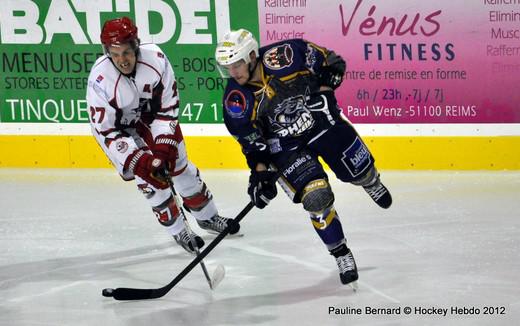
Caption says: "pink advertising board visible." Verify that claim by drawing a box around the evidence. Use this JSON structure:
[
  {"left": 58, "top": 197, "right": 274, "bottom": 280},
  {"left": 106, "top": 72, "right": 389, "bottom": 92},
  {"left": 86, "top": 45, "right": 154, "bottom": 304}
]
[{"left": 259, "top": 0, "right": 520, "bottom": 123}]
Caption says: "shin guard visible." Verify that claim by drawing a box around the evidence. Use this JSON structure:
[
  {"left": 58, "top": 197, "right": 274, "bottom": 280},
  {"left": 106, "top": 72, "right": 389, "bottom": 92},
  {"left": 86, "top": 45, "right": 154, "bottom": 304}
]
[
  {"left": 153, "top": 195, "right": 181, "bottom": 227},
  {"left": 309, "top": 206, "right": 346, "bottom": 250}
]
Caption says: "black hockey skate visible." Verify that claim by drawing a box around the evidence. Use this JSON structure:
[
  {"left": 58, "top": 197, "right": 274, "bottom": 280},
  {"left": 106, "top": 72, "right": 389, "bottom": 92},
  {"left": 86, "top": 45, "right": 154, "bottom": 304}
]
[
  {"left": 330, "top": 244, "right": 359, "bottom": 286},
  {"left": 363, "top": 175, "right": 392, "bottom": 209},
  {"left": 197, "top": 215, "right": 240, "bottom": 235},
  {"left": 173, "top": 228, "right": 205, "bottom": 254}
]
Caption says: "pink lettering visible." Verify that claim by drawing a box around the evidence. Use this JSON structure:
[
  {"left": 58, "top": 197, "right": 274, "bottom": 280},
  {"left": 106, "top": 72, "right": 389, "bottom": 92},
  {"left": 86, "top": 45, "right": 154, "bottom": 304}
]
[
  {"left": 339, "top": 0, "right": 364, "bottom": 36},
  {"left": 422, "top": 10, "right": 442, "bottom": 36},
  {"left": 339, "top": 0, "right": 442, "bottom": 37}
]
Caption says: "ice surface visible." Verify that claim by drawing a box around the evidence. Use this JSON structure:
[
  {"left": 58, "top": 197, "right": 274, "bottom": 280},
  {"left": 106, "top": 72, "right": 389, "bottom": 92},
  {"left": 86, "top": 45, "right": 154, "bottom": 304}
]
[{"left": 0, "top": 169, "right": 519, "bottom": 325}]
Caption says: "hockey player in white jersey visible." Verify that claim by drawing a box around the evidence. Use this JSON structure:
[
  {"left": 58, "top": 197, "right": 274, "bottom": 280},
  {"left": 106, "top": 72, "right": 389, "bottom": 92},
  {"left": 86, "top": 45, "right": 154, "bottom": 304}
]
[{"left": 86, "top": 17, "right": 240, "bottom": 254}]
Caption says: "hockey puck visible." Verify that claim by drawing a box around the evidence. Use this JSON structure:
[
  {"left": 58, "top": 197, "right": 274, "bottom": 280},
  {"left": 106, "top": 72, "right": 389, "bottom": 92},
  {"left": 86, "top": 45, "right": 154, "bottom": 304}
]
[
  {"left": 228, "top": 219, "right": 240, "bottom": 235},
  {"left": 102, "top": 288, "right": 114, "bottom": 297}
]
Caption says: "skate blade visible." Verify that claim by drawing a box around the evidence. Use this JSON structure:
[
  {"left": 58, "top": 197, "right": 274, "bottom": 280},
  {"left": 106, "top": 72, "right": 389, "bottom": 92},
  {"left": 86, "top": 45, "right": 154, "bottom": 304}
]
[
  {"left": 348, "top": 281, "right": 359, "bottom": 292},
  {"left": 205, "top": 230, "right": 244, "bottom": 238},
  {"left": 226, "top": 232, "right": 244, "bottom": 238}
]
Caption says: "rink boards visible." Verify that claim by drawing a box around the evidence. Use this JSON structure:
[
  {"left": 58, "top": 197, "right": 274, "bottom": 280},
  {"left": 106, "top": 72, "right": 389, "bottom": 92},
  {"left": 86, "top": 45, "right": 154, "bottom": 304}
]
[
  {"left": 2, "top": 2, "right": 520, "bottom": 170},
  {"left": 1, "top": 123, "right": 518, "bottom": 170}
]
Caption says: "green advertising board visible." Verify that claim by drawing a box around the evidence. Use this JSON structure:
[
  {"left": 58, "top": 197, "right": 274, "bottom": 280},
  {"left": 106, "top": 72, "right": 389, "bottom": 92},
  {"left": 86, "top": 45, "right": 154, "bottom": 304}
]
[{"left": 0, "top": 0, "right": 259, "bottom": 124}]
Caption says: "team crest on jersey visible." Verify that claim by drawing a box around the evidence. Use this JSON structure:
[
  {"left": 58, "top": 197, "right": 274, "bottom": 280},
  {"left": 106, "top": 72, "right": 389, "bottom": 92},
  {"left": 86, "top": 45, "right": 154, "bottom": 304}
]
[
  {"left": 96, "top": 75, "right": 104, "bottom": 83},
  {"left": 116, "top": 140, "right": 129, "bottom": 153},
  {"left": 225, "top": 90, "right": 247, "bottom": 118},
  {"left": 143, "top": 84, "right": 151, "bottom": 93},
  {"left": 263, "top": 44, "right": 293, "bottom": 70},
  {"left": 270, "top": 95, "right": 315, "bottom": 138}
]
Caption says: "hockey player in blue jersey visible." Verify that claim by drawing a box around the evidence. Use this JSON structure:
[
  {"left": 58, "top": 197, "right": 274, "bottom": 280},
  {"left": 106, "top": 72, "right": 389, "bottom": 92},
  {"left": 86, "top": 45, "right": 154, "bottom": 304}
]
[{"left": 214, "top": 29, "right": 392, "bottom": 286}]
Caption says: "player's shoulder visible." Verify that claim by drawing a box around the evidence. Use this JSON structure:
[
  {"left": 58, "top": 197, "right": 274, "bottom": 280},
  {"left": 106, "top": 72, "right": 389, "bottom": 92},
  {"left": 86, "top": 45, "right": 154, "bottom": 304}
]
[
  {"left": 88, "top": 55, "right": 112, "bottom": 79},
  {"left": 87, "top": 55, "right": 119, "bottom": 94},
  {"left": 223, "top": 79, "right": 255, "bottom": 121},
  {"left": 259, "top": 39, "right": 309, "bottom": 72},
  {"left": 138, "top": 43, "right": 168, "bottom": 65},
  {"left": 139, "top": 43, "right": 164, "bottom": 54},
  {"left": 223, "top": 78, "right": 254, "bottom": 100},
  {"left": 259, "top": 38, "right": 308, "bottom": 57}
]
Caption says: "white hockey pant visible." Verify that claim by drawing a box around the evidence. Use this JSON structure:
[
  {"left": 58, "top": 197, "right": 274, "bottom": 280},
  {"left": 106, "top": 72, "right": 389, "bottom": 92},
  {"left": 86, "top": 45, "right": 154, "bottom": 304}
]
[{"left": 135, "top": 161, "right": 218, "bottom": 236}]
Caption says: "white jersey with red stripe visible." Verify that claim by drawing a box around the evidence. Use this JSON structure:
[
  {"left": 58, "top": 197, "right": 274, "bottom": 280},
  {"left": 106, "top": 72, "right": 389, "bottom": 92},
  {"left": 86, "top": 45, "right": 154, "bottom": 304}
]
[{"left": 86, "top": 43, "right": 185, "bottom": 179}]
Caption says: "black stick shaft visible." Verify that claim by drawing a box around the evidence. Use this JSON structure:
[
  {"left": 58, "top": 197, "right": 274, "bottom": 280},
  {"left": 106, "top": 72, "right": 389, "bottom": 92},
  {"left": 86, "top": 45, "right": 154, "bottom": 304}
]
[{"left": 111, "top": 201, "right": 255, "bottom": 300}]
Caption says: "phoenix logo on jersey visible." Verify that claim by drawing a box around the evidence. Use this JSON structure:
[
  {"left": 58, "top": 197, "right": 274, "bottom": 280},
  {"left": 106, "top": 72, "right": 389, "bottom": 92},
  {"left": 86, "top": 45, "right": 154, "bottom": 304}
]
[
  {"left": 270, "top": 95, "right": 315, "bottom": 138},
  {"left": 263, "top": 44, "right": 293, "bottom": 70}
]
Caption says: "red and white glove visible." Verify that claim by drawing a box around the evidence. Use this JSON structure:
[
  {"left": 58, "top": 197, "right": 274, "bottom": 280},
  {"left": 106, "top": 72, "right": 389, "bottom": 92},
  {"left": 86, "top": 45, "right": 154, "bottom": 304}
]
[
  {"left": 154, "top": 135, "right": 178, "bottom": 174},
  {"left": 128, "top": 149, "right": 168, "bottom": 189}
]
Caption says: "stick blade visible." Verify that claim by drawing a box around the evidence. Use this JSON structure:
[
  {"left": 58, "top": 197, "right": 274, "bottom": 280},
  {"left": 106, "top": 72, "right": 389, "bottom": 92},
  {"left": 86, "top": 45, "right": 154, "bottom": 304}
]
[
  {"left": 111, "top": 287, "right": 161, "bottom": 301},
  {"left": 211, "top": 264, "right": 226, "bottom": 290},
  {"left": 349, "top": 281, "right": 359, "bottom": 292}
]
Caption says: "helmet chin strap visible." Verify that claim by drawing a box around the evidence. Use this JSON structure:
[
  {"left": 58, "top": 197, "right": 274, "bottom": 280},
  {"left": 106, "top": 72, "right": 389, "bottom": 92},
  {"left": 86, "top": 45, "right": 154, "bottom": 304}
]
[{"left": 246, "top": 58, "right": 259, "bottom": 83}]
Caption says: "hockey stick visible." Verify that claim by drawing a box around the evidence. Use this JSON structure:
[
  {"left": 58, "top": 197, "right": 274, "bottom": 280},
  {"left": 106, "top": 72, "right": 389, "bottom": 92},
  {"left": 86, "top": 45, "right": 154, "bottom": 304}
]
[
  {"left": 102, "top": 201, "right": 253, "bottom": 300},
  {"left": 180, "top": 212, "right": 224, "bottom": 290},
  {"left": 102, "top": 145, "right": 302, "bottom": 300},
  {"left": 165, "top": 174, "right": 225, "bottom": 291}
]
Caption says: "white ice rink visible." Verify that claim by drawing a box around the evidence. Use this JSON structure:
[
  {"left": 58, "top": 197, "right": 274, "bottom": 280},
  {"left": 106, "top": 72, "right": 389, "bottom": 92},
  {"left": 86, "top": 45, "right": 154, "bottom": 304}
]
[{"left": 1, "top": 169, "right": 519, "bottom": 326}]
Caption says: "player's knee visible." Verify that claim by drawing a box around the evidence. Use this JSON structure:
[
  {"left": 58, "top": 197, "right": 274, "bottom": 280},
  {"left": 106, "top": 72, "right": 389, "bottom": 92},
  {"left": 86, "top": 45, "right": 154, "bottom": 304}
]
[
  {"left": 152, "top": 195, "right": 180, "bottom": 227},
  {"left": 301, "top": 179, "right": 335, "bottom": 213},
  {"left": 172, "top": 162, "right": 205, "bottom": 195},
  {"left": 351, "top": 166, "right": 378, "bottom": 187},
  {"left": 181, "top": 182, "right": 213, "bottom": 212}
]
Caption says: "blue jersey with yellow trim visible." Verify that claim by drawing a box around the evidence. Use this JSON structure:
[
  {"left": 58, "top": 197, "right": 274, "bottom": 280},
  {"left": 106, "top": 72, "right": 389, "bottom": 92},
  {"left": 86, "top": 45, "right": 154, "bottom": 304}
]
[{"left": 222, "top": 38, "right": 344, "bottom": 169}]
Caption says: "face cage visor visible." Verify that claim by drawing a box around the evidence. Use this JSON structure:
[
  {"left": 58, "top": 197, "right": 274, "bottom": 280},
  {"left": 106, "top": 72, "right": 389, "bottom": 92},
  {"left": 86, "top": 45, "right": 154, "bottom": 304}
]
[
  {"left": 216, "top": 59, "right": 247, "bottom": 78},
  {"left": 215, "top": 38, "right": 257, "bottom": 78}
]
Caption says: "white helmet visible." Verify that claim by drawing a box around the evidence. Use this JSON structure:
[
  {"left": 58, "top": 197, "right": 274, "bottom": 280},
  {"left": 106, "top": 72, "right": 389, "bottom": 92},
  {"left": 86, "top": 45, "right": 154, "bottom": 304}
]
[{"left": 215, "top": 29, "right": 259, "bottom": 78}]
